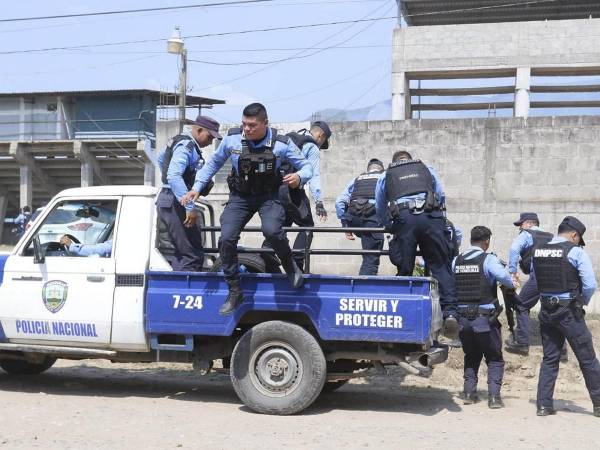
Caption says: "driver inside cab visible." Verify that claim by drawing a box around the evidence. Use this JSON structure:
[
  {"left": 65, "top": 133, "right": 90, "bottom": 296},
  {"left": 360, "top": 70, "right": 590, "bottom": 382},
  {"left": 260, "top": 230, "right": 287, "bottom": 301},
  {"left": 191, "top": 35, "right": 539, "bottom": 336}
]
[{"left": 59, "top": 235, "right": 113, "bottom": 258}]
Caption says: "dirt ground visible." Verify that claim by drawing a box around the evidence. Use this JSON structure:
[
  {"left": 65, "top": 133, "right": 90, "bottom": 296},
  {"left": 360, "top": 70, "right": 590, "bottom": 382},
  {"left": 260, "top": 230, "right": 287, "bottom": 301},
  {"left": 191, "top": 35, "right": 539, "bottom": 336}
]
[{"left": 1, "top": 315, "right": 599, "bottom": 449}]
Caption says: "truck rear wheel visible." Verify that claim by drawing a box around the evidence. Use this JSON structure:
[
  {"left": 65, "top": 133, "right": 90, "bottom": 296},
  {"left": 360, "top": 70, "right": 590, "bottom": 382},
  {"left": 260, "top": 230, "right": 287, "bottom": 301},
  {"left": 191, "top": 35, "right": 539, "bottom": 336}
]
[
  {"left": 0, "top": 356, "right": 56, "bottom": 375},
  {"left": 230, "top": 321, "right": 326, "bottom": 415}
]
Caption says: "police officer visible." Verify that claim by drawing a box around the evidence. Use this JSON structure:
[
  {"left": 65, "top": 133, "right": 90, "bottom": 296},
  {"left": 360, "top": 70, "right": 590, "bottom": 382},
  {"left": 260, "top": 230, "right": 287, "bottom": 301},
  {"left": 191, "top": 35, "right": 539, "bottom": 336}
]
[
  {"left": 453, "top": 226, "right": 513, "bottom": 409},
  {"left": 533, "top": 216, "right": 600, "bottom": 417},
  {"left": 335, "top": 158, "right": 385, "bottom": 275},
  {"left": 14, "top": 205, "right": 32, "bottom": 238},
  {"left": 59, "top": 235, "right": 113, "bottom": 258},
  {"left": 375, "top": 150, "right": 458, "bottom": 339},
  {"left": 274, "top": 121, "right": 331, "bottom": 271},
  {"left": 505, "top": 212, "right": 553, "bottom": 355},
  {"left": 156, "top": 115, "right": 221, "bottom": 271},
  {"left": 181, "top": 103, "right": 312, "bottom": 315}
]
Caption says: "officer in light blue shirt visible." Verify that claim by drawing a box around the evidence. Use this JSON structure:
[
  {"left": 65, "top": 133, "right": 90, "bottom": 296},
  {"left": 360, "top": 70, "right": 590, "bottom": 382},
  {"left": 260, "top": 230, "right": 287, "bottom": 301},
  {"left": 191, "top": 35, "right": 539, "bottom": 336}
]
[
  {"left": 156, "top": 115, "right": 222, "bottom": 272},
  {"left": 505, "top": 212, "right": 554, "bottom": 355},
  {"left": 60, "top": 235, "right": 113, "bottom": 257},
  {"left": 181, "top": 103, "right": 313, "bottom": 315},
  {"left": 336, "top": 158, "right": 384, "bottom": 275},
  {"left": 452, "top": 226, "right": 514, "bottom": 409},
  {"left": 275, "top": 121, "right": 331, "bottom": 271},
  {"left": 374, "top": 150, "right": 457, "bottom": 340},
  {"left": 532, "top": 216, "right": 600, "bottom": 418}
]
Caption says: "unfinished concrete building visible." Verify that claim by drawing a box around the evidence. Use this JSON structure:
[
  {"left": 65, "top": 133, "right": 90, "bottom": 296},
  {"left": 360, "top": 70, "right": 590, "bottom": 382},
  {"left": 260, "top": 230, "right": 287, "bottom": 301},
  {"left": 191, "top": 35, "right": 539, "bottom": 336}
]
[{"left": 393, "top": 0, "right": 600, "bottom": 119}]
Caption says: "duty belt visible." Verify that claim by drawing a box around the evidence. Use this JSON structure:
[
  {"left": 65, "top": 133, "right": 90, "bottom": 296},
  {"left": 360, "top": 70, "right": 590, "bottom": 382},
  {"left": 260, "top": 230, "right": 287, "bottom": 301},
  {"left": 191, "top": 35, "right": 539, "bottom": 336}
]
[
  {"left": 457, "top": 304, "right": 495, "bottom": 320},
  {"left": 394, "top": 198, "right": 426, "bottom": 213},
  {"left": 540, "top": 296, "right": 573, "bottom": 308}
]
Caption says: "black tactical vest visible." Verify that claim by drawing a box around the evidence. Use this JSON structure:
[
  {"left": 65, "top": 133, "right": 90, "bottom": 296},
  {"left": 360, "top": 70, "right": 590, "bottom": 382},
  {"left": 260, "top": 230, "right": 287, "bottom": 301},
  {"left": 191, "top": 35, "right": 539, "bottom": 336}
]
[
  {"left": 278, "top": 131, "right": 317, "bottom": 177},
  {"left": 385, "top": 159, "right": 435, "bottom": 202},
  {"left": 454, "top": 250, "right": 498, "bottom": 305},
  {"left": 533, "top": 241, "right": 581, "bottom": 296},
  {"left": 350, "top": 171, "right": 381, "bottom": 202},
  {"left": 227, "top": 127, "right": 287, "bottom": 195},
  {"left": 160, "top": 135, "right": 199, "bottom": 190},
  {"left": 519, "top": 229, "right": 554, "bottom": 274}
]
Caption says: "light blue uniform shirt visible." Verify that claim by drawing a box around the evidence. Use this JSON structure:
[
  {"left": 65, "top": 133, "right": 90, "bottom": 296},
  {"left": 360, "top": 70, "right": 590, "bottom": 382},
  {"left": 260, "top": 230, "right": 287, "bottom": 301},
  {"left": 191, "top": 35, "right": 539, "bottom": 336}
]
[
  {"left": 192, "top": 128, "right": 312, "bottom": 194},
  {"left": 157, "top": 131, "right": 204, "bottom": 212},
  {"left": 531, "top": 236, "right": 597, "bottom": 304},
  {"left": 452, "top": 246, "right": 514, "bottom": 308},
  {"left": 300, "top": 142, "right": 323, "bottom": 203},
  {"left": 68, "top": 239, "right": 113, "bottom": 257},
  {"left": 374, "top": 163, "right": 445, "bottom": 227},
  {"left": 508, "top": 225, "right": 546, "bottom": 274},
  {"left": 335, "top": 170, "right": 383, "bottom": 222}
]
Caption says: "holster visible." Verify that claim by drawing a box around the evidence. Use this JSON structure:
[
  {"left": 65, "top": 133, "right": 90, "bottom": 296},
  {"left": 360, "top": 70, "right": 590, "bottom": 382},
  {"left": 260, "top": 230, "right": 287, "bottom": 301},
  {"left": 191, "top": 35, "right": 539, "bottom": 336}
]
[{"left": 572, "top": 296, "right": 585, "bottom": 321}]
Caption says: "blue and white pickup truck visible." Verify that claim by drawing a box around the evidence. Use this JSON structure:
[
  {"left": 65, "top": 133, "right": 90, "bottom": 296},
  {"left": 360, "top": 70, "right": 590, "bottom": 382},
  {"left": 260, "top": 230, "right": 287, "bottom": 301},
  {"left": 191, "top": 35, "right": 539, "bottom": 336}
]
[{"left": 0, "top": 186, "right": 447, "bottom": 415}]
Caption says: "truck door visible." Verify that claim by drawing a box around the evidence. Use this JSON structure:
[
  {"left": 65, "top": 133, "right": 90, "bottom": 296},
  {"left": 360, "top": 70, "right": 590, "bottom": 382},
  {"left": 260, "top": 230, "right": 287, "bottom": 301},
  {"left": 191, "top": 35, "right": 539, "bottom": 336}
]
[{"left": 0, "top": 198, "right": 119, "bottom": 347}]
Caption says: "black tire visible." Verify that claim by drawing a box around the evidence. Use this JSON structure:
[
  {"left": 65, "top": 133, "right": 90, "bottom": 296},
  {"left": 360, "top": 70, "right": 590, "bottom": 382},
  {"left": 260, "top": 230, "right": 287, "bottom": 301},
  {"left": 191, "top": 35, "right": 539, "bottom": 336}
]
[
  {"left": 211, "top": 253, "right": 280, "bottom": 274},
  {"left": 322, "top": 380, "right": 349, "bottom": 393},
  {"left": 230, "top": 321, "right": 326, "bottom": 415},
  {"left": 0, "top": 356, "right": 56, "bottom": 375}
]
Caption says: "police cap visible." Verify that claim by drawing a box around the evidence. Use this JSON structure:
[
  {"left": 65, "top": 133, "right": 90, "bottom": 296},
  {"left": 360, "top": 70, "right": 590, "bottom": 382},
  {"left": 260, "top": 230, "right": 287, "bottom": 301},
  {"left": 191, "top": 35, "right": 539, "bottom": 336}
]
[
  {"left": 560, "top": 216, "right": 586, "bottom": 247},
  {"left": 513, "top": 212, "right": 539, "bottom": 226},
  {"left": 188, "top": 115, "right": 222, "bottom": 139},
  {"left": 312, "top": 121, "right": 331, "bottom": 149}
]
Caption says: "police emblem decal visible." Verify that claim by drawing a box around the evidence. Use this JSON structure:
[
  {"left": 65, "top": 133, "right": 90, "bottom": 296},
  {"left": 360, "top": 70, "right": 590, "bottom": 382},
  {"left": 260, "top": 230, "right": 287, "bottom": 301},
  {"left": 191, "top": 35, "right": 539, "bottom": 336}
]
[{"left": 42, "top": 280, "right": 68, "bottom": 313}]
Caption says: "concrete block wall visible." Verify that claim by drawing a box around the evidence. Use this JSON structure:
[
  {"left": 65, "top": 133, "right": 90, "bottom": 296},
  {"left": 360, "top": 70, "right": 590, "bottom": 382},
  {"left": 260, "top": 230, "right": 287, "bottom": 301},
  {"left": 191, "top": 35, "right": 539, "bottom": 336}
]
[
  {"left": 157, "top": 117, "right": 600, "bottom": 311},
  {"left": 393, "top": 18, "right": 600, "bottom": 73}
]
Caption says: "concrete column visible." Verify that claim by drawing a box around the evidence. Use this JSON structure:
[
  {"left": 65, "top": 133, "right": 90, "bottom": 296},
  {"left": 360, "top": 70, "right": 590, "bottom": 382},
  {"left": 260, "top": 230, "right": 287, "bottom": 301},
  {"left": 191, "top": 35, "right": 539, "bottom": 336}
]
[
  {"left": 81, "top": 148, "right": 94, "bottom": 187},
  {"left": 20, "top": 164, "right": 32, "bottom": 208},
  {"left": 392, "top": 71, "right": 411, "bottom": 120},
  {"left": 144, "top": 162, "right": 155, "bottom": 186},
  {"left": 514, "top": 67, "right": 531, "bottom": 118},
  {"left": 0, "top": 194, "right": 7, "bottom": 243}
]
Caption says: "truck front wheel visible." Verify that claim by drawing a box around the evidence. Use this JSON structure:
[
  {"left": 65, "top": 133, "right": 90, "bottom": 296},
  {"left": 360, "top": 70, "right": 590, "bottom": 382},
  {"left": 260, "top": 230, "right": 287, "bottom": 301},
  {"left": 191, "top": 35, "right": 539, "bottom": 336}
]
[
  {"left": 230, "top": 321, "right": 326, "bottom": 415},
  {"left": 0, "top": 356, "right": 56, "bottom": 375}
]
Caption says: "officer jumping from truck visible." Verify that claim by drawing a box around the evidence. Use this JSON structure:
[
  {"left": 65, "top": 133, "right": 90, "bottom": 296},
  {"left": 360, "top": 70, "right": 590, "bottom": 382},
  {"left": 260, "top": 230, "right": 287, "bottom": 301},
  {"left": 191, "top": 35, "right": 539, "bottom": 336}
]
[
  {"left": 532, "top": 216, "right": 600, "bottom": 418},
  {"left": 181, "top": 103, "right": 313, "bottom": 315},
  {"left": 156, "top": 115, "right": 222, "bottom": 272},
  {"left": 335, "top": 158, "right": 385, "bottom": 276},
  {"left": 374, "top": 150, "right": 458, "bottom": 340},
  {"left": 453, "top": 226, "right": 514, "bottom": 409}
]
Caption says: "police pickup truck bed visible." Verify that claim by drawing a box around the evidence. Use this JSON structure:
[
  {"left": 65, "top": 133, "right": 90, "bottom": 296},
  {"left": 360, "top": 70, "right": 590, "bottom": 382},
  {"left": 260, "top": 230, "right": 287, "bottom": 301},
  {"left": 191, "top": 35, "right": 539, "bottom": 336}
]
[{"left": 0, "top": 186, "right": 447, "bottom": 415}]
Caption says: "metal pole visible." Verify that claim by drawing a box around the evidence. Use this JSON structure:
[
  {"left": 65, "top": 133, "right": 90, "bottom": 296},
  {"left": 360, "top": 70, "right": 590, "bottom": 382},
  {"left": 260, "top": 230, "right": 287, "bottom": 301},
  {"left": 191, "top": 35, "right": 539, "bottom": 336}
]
[{"left": 178, "top": 49, "right": 187, "bottom": 133}]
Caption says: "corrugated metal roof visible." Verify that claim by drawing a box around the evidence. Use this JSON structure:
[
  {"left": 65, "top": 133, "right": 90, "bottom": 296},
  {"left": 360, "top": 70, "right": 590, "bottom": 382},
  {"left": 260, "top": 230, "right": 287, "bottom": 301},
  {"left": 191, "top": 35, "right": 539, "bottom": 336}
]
[
  {"left": 401, "top": 0, "right": 600, "bottom": 26},
  {"left": 0, "top": 89, "right": 225, "bottom": 105}
]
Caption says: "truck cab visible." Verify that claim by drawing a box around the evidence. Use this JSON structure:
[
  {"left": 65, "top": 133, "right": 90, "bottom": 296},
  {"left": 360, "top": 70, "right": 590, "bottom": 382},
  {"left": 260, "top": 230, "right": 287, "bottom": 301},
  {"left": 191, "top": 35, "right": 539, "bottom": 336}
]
[{"left": 0, "top": 185, "right": 447, "bottom": 415}]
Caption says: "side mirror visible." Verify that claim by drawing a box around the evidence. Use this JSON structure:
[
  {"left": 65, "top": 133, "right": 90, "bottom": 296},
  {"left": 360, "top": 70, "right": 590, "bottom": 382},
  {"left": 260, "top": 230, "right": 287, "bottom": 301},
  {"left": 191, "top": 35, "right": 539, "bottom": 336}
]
[{"left": 33, "top": 235, "right": 45, "bottom": 265}]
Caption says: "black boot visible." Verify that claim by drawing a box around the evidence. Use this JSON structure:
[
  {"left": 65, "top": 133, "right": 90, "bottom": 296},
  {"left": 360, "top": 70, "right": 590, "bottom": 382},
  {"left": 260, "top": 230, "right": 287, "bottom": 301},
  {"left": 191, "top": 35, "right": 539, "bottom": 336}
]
[
  {"left": 488, "top": 395, "right": 505, "bottom": 409},
  {"left": 281, "top": 255, "right": 304, "bottom": 289},
  {"left": 219, "top": 280, "right": 244, "bottom": 315}
]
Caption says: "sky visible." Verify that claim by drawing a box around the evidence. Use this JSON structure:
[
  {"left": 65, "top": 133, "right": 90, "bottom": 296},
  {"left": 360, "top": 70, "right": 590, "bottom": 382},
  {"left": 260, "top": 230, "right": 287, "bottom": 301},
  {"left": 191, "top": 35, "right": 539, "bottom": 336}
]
[{"left": 0, "top": 0, "right": 396, "bottom": 124}]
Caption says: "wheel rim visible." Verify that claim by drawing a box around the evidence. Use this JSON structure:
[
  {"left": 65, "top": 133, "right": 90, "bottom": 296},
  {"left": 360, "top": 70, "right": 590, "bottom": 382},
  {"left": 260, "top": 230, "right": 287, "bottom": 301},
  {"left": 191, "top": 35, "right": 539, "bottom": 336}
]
[{"left": 249, "top": 341, "right": 303, "bottom": 397}]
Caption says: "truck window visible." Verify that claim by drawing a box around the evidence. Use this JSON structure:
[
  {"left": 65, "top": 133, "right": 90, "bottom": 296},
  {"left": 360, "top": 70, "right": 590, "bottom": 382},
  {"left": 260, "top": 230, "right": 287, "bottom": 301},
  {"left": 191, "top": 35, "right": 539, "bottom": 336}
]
[{"left": 23, "top": 200, "right": 118, "bottom": 258}]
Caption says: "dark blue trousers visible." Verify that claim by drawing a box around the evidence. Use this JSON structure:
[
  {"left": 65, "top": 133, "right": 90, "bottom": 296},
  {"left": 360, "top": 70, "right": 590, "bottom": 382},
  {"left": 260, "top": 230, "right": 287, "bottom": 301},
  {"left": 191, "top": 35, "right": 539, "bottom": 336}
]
[
  {"left": 389, "top": 209, "right": 457, "bottom": 315},
  {"left": 459, "top": 316, "right": 504, "bottom": 396},
  {"left": 282, "top": 188, "right": 314, "bottom": 271},
  {"left": 346, "top": 213, "right": 384, "bottom": 276},
  {"left": 513, "top": 273, "right": 540, "bottom": 345},
  {"left": 220, "top": 191, "right": 291, "bottom": 282},
  {"left": 537, "top": 304, "right": 600, "bottom": 408},
  {"left": 156, "top": 189, "right": 204, "bottom": 271}
]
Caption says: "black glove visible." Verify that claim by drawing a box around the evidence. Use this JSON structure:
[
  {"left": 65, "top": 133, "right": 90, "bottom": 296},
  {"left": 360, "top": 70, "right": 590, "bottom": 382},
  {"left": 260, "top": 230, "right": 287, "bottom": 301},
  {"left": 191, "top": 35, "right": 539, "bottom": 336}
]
[{"left": 315, "top": 201, "right": 327, "bottom": 219}]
